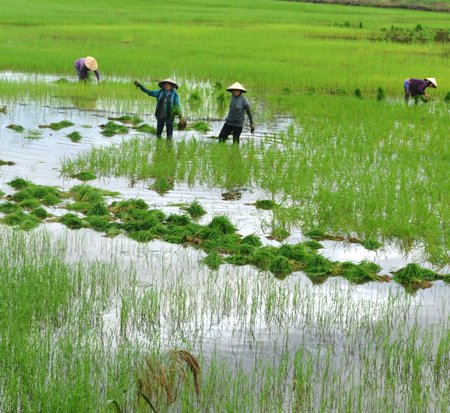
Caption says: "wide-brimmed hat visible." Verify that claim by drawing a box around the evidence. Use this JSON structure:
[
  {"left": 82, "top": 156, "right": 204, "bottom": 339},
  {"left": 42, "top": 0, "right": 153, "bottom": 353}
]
[
  {"left": 226, "top": 82, "right": 247, "bottom": 93},
  {"left": 158, "top": 78, "right": 178, "bottom": 89},
  {"left": 425, "top": 77, "right": 437, "bottom": 88},
  {"left": 84, "top": 56, "right": 98, "bottom": 71}
]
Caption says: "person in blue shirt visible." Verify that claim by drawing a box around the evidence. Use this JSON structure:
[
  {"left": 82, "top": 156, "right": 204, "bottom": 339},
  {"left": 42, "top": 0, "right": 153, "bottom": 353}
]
[{"left": 134, "top": 78, "right": 183, "bottom": 139}]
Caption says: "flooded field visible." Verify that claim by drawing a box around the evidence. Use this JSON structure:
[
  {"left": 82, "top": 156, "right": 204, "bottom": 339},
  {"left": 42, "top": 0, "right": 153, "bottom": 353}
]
[{"left": 1, "top": 72, "right": 449, "bottom": 411}]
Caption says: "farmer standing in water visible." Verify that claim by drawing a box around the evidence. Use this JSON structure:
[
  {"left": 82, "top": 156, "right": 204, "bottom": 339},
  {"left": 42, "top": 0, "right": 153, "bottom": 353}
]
[
  {"left": 74, "top": 56, "right": 100, "bottom": 82},
  {"left": 404, "top": 77, "right": 437, "bottom": 103},
  {"left": 219, "top": 82, "right": 255, "bottom": 144},
  {"left": 134, "top": 78, "right": 185, "bottom": 139}
]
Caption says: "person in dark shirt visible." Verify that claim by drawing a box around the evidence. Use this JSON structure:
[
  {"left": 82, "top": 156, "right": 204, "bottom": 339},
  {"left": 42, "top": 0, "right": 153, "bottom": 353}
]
[
  {"left": 219, "top": 82, "right": 255, "bottom": 144},
  {"left": 74, "top": 57, "right": 100, "bottom": 82},
  {"left": 134, "top": 78, "right": 183, "bottom": 139},
  {"left": 404, "top": 78, "right": 437, "bottom": 103}
]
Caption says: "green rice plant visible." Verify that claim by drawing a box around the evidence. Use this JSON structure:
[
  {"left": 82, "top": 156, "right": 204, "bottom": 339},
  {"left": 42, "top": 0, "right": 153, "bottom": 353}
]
[
  {"left": 201, "top": 233, "right": 242, "bottom": 254},
  {"left": 392, "top": 263, "right": 439, "bottom": 291},
  {"left": 31, "top": 207, "right": 51, "bottom": 220},
  {"left": 41, "top": 193, "right": 62, "bottom": 206},
  {"left": 235, "top": 243, "right": 256, "bottom": 256},
  {"left": 201, "top": 251, "right": 223, "bottom": 270},
  {"left": 269, "top": 255, "right": 293, "bottom": 278},
  {"left": 254, "top": 199, "right": 279, "bottom": 210},
  {"left": 134, "top": 123, "right": 157, "bottom": 134},
  {"left": 150, "top": 177, "right": 174, "bottom": 195},
  {"left": 65, "top": 201, "right": 93, "bottom": 213},
  {"left": 100, "top": 121, "right": 128, "bottom": 137},
  {"left": 303, "top": 254, "right": 334, "bottom": 277},
  {"left": 376, "top": 86, "right": 386, "bottom": 101},
  {"left": 269, "top": 227, "right": 290, "bottom": 242},
  {"left": 354, "top": 88, "right": 363, "bottom": 98},
  {"left": 2, "top": 211, "right": 40, "bottom": 230},
  {"left": 335, "top": 260, "right": 383, "bottom": 284},
  {"left": 207, "top": 215, "right": 236, "bottom": 235},
  {"left": 251, "top": 246, "right": 278, "bottom": 271},
  {"left": 225, "top": 254, "right": 250, "bottom": 266},
  {"left": 128, "top": 225, "right": 166, "bottom": 242},
  {"left": 84, "top": 215, "right": 117, "bottom": 232},
  {"left": 304, "top": 228, "right": 326, "bottom": 240},
  {"left": 86, "top": 202, "right": 109, "bottom": 216},
  {"left": 165, "top": 213, "right": 192, "bottom": 226},
  {"left": 241, "top": 234, "right": 263, "bottom": 247},
  {"left": 58, "top": 213, "right": 86, "bottom": 229},
  {"left": 43, "top": 120, "right": 74, "bottom": 131},
  {"left": 70, "top": 184, "right": 106, "bottom": 203},
  {"left": 66, "top": 131, "right": 82, "bottom": 142},
  {"left": 361, "top": 238, "right": 383, "bottom": 251},
  {"left": 0, "top": 202, "right": 21, "bottom": 214},
  {"left": 70, "top": 171, "right": 97, "bottom": 181},
  {"left": 303, "top": 240, "right": 324, "bottom": 250},
  {"left": 108, "top": 114, "right": 143, "bottom": 126},
  {"left": 187, "top": 121, "right": 211, "bottom": 133},
  {"left": 11, "top": 184, "right": 62, "bottom": 205},
  {"left": 19, "top": 198, "right": 41, "bottom": 210},
  {"left": 278, "top": 243, "right": 312, "bottom": 263},
  {"left": 0, "top": 160, "right": 15, "bottom": 166},
  {"left": 109, "top": 198, "right": 149, "bottom": 214},
  {"left": 7, "top": 177, "right": 31, "bottom": 190},
  {"left": 182, "top": 200, "right": 206, "bottom": 219},
  {"left": 6, "top": 124, "right": 24, "bottom": 132}
]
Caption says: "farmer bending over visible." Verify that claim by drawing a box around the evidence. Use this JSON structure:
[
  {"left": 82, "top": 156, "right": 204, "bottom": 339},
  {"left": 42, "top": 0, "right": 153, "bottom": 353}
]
[
  {"left": 74, "top": 56, "right": 100, "bottom": 82},
  {"left": 134, "top": 78, "right": 185, "bottom": 139},
  {"left": 219, "top": 82, "right": 255, "bottom": 144},
  {"left": 404, "top": 77, "right": 437, "bottom": 103}
]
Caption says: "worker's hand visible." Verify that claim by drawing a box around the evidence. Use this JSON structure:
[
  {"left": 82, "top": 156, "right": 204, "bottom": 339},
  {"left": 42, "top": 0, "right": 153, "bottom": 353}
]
[
  {"left": 250, "top": 125, "right": 255, "bottom": 134},
  {"left": 133, "top": 80, "right": 141, "bottom": 88}
]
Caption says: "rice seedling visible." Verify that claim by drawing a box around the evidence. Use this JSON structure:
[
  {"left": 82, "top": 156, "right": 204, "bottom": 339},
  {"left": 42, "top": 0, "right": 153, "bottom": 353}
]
[
  {"left": 150, "top": 177, "right": 174, "bottom": 195},
  {"left": 187, "top": 121, "right": 211, "bottom": 133},
  {"left": 66, "top": 131, "right": 82, "bottom": 142},
  {"left": 6, "top": 124, "right": 24, "bottom": 132},
  {"left": 207, "top": 215, "right": 237, "bottom": 235},
  {"left": 361, "top": 238, "right": 383, "bottom": 251},
  {"left": 254, "top": 199, "right": 279, "bottom": 210},
  {"left": 100, "top": 121, "right": 129, "bottom": 137},
  {"left": 241, "top": 234, "right": 263, "bottom": 247},
  {"left": 108, "top": 114, "right": 143, "bottom": 126},
  {"left": 201, "top": 251, "right": 223, "bottom": 270},
  {"left": 268, "top": 227, "right": 291, "bottom": 242},
  {"left": 18, "top": 198, "right": 41, "bottom": 210},
  {"left": 39, "top": 120, "right": 74, "bottom": 131},
  {"left": 269, "top": 255, "right": 293, "bottom": 278},
  {"left": 182, "top": 200, "right": 206, "bottom": 219},
  {"left": 109, "top": 198, "right": 149, "bottom": 214},
  {"left": 58, "top": 213, "right": 86, "bottom": 229},
  {"left": 31, "top": 207, "right": 51, "bottom": 220},
  {"left": 0, "top": 202, "right": 21, "bottom": 214},
  {"left": 0, "top": 160, "right": 16, "bottom": 166},
  {"left": 70, "top": 171, "right": 97, "bottom": 181},
  {"left": 1, "top": 210, "right": 40, "bottom": 230},
  {"left": 7, "top": 177, "right": 31, "bottom": 190},
  {"left": 392, "top": 263, "right": 440, "bottom": 291},
  {"left": 134, "top": 123, "right": 157, "bottom": 134}
]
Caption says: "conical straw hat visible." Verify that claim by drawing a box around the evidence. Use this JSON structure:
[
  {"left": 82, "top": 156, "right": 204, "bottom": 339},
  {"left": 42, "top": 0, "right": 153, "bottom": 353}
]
[
  {"left": 226, "top": 82, "right": 247, "bottom": 93},
  {"left": 425, "top": 77, "right": 437, "bottom": 88},
  {"left": 84, "top": 56, "right": 98, "bottom": 71},
  {"left": 158, "top": 78, "right": 179, "bottom": 89}
]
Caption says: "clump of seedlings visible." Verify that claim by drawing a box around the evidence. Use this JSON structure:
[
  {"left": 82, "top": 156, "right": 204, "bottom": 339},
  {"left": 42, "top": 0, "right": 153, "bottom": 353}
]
[
  {"left": 182, "top": 200, "right": 206, "bottom": 219},
  {"left": 134, "top": 123, "right": 157, "bottom": 134},
  {"left": 150, "top": 177, "right": 174, "bottom": 195},
  {"left": 361, "top": 238, "right": 383, "bottom": 251},
  {"left": 67, "top": 131, "right": 82, "bottom": 142},
  {"left": 202, "top": 252, "right": 223, "bottom": 270},
  {"left": 1, "top": 209, "right": 40, "bottom": 231},
  {"left": 392, "top": 263, "right": 441, "bottom": 291},
  {"left": 254, "top": 199, "right": 279, "bottom": 210},
  {"left": 58, "top": 213, "right": 86, "bottom": 230},
  {"left": 70, "top": 171, "right": 97, "bottom": 181},
  {"left": 0, "top": 160, "right": 15, "bottom": 166},
  {"left": 7, "top": 124, "right": 25, "bottom": 132},
  {"left": 108, "top": 114, "right": 143, "bottom": 126},
  {"left": 39, "top": 120, "right": 74, "bottom": 131},
  {"left": 100, "top": 121, "right": 128, "bottom": 136},
  {"left": 187, "top": 121, "right": 211, "bottom": 133},
  {"left": 268, "top": 227, "right": 290, "bottom": 242}
]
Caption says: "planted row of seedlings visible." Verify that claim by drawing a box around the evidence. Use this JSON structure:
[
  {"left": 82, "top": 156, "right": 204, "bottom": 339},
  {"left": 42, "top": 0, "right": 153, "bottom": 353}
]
[{"left": 0, "top": 178, "right": 447, "bottom": 291}]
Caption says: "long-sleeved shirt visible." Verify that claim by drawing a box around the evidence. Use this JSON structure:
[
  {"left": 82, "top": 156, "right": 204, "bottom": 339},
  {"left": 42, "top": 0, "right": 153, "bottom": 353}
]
[
  {"left": 225, "top": 94, "right": 253, "bottom": 127},
  {"left": 138, "top": 85, "right": 181, "bottom": 120},
  {"left": 407, "top": 79, "right": 429, "bottom": 96},
  {"left": 74, "top": 58, "right": 100, "bottom": 82}
]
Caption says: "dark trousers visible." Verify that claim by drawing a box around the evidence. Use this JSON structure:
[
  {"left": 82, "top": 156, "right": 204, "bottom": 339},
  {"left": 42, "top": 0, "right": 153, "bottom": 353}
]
[
  {"left": 218, "top": 123, "right": 243, "bottom": 144},
  {"left": 156, "top": 118, "right": 174, "bottom": 139}
]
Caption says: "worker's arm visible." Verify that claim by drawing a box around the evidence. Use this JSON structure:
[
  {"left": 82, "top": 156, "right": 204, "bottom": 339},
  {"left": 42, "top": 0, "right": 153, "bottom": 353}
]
[
  {"left": 94, "top": 70, "right": 100, "bottom": 82},
  {"left": 243, "top": 97, "right": 255, "bottom": 132},
  {"left": 133, "top": 81, "right": 160, "bottom": 97}
]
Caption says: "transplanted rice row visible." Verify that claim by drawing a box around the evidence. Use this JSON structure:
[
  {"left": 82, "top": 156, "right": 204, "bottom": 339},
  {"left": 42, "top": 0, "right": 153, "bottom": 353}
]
[{"left": 0, "top": 179, "right": 447, "bottom": 290}]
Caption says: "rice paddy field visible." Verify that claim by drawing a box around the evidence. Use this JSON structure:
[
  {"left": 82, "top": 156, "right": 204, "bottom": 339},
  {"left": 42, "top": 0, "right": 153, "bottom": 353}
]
[{"left": 0, "top": 0, "right": 449, "bottom": 411}]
